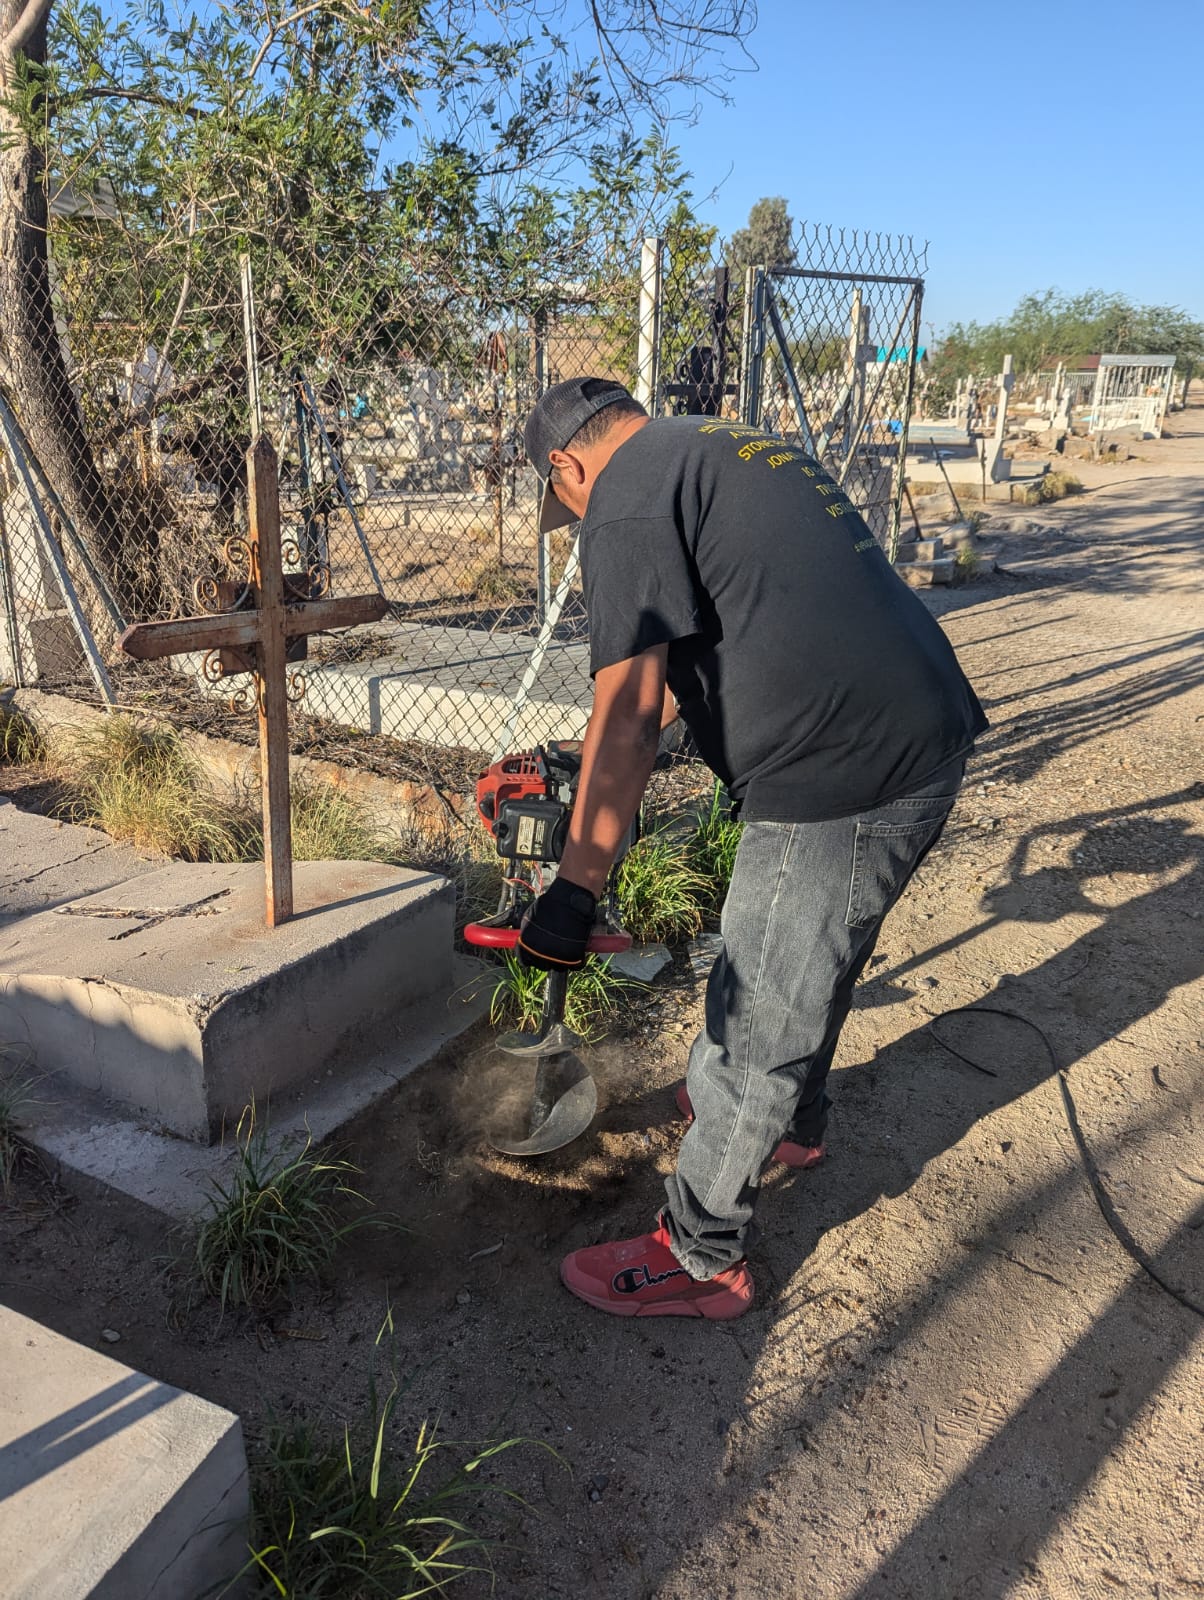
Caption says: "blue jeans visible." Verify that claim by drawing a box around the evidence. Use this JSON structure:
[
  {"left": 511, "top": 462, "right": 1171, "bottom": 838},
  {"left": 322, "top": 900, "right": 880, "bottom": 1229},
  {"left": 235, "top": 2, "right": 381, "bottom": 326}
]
[{"left": 663, "top": 760, "right": 964, "bottom": 1278}]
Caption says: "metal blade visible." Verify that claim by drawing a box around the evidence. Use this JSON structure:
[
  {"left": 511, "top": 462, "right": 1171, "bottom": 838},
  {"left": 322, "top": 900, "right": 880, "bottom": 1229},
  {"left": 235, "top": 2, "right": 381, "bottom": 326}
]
[
  {"left": 495, "top": 1020, "right": 585, "bottom": 1059},
  {"left": 488, "top": 1052, "right": 598, "bottom": 1156}
]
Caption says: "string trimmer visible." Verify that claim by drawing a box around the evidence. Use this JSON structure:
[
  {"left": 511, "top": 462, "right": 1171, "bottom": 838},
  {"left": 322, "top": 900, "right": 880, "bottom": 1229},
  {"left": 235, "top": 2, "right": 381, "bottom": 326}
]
[{"left": 464, "top": 742, "right": 632, "bottom": 1156}]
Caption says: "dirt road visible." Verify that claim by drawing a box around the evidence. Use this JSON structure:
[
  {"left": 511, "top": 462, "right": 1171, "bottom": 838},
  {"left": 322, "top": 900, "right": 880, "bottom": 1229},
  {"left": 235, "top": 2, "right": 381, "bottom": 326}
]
[{"left": 3, "top": 410, "right": 1201, "bottom": 1599}]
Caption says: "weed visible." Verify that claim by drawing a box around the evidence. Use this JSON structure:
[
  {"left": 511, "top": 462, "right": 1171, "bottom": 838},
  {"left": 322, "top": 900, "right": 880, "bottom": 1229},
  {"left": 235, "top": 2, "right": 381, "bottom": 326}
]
[
  {"left": 488, "top": 951, "right": 635, "bottom": 1041},
  {"left": 227, "top": 1313, "right": 537, "bottom": 1599},
  {"left": 464, "top": 559, "right": 524, "bottom": 604},
  {"left": 59, "top": 716, "right": 245, "bottom": 860},
  {"left": 954, "top": 544, "right": 983, "bottom": 580},
  {"left": 288, "top": 778, "right": 394, "bottom": 863},
  {"left": 1017, "top": 470, "right": 1085, "bottom": 506},
  {"left": 186, "top": 1112, "right": 396, "bottom": 1313},
  {"left": 0, "top": 705, "right": 45, "bottom": 765},
  {"left": 965, "top": 510, "right": 990, "bottom": 535},
  {"left": 0, "top": 1053, "right": 38, "bottom": 1197},
  {"left": 1038, "top": 470, "right": 1083, "bottom": 503},
  {"left": 684, "top": 784, "right": 742, "bottom": 913},
  {"left": 616, "top": 826, "right": 708, "bottom": 943}
]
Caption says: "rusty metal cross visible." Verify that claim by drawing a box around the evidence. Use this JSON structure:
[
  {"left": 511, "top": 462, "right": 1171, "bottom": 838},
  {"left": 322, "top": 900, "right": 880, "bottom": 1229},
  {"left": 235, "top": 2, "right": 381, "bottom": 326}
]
[{"left": 119, "top": 435, "right": 388, "bottom": 927}]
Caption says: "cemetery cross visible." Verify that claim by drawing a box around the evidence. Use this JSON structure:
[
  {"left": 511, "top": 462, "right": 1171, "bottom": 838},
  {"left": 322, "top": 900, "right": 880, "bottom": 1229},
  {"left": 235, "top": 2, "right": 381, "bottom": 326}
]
[{"left": 118, "top": 435, "right": 388, "bottom": 927}]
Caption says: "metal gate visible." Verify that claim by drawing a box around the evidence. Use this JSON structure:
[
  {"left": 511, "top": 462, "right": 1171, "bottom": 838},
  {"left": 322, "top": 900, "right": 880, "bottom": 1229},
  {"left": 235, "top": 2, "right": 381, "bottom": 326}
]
[{"left": 654, "top": 227, "right": 927, "bottom": 559}]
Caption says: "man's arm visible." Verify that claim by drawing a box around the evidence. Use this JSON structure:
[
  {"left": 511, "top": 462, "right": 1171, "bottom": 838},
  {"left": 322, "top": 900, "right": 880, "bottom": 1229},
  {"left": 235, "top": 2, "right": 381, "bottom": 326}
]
[{"left": 556, "top": 644, "right": 669, "bottom": 897}]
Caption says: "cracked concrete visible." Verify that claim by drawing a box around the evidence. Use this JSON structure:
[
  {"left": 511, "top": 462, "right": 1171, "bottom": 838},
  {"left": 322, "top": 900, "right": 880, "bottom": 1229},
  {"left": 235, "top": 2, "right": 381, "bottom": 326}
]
[{"left": 0, "top": 799, "right": 158, "bottom": 929}]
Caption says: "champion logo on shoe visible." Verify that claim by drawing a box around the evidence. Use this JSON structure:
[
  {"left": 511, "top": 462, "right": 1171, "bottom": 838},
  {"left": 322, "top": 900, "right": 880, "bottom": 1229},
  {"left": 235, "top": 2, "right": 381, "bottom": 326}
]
[
  {"left": 560, "top": 1219, "right": 754, "bottom": 1319},
  {"left": 612, "top": 1261, "right": 688, "bottom": 1295}
]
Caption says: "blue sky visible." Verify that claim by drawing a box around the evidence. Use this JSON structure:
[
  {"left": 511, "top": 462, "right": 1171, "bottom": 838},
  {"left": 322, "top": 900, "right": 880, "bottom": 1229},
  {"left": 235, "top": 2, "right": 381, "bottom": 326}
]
[{"left": 666, "top": 0, "right": 1204, "bottom": 338}]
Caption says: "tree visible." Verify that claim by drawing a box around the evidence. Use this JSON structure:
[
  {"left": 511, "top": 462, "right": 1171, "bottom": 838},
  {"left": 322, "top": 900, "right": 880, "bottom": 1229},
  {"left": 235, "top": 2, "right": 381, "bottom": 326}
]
[
  {"left": 929, "top": 288, "right": 1204, "bottom": 394},
  {"left": 0, "top": 0, "right": 755, "bottom": 620},
  {"left": 727, "top": 194, "right": 797, "bottom": 280}
]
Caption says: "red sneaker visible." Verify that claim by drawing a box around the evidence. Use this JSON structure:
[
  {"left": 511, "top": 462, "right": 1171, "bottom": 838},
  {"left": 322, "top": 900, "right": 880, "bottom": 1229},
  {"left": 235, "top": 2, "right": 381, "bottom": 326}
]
[
  {"left": 560, "top": 1219, "right": 753, "bottom": 1319},
  {"left": 675, "top": 1084, "right": 826, "bottom": 1170}
]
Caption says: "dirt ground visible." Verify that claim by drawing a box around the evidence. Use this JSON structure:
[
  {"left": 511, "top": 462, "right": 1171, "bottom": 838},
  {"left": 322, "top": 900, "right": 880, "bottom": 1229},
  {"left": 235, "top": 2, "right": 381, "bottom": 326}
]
[{"left": 3, "top": 407, "right": 1203, "bottom": 1599}]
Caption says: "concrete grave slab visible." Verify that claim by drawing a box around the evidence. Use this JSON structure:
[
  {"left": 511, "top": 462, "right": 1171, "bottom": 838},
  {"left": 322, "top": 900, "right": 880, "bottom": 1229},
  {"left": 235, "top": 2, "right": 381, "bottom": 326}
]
[
  {"left": 0, "top": 1305, "right": 249, "bottom": 1600},
  {"left": 0, "top": 801, "right": 158, "bottom": 931},
  {"left": 0, "top": 855, "right": 455, "bottom": 1140},
  {"left": 184, "top": 619, "right": 592, "bottom": 752},
  {"left": 20, "top": 956, "right": 488, "bottom": 1220}
]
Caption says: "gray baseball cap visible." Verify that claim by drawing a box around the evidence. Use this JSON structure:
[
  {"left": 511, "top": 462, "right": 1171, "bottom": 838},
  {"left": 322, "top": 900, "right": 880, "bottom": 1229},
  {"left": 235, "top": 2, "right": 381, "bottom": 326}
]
[{"left": 524, "top": 376, "right": 634, "bottom": 534}]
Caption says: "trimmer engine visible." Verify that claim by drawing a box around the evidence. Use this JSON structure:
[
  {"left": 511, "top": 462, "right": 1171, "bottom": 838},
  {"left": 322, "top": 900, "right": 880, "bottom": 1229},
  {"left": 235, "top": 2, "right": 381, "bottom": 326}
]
[
  {"left": 475, "top": 741, "right": 633, "bottom": 927},
  {"left": 476, "top": 741, "right": 581, "bottom": 870}
]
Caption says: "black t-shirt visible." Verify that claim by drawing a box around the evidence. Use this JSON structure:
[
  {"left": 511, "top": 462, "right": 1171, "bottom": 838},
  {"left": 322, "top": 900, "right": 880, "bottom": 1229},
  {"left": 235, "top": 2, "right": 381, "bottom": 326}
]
[{"left": 579, "top": 416, "right": 988, "bottom": 823}]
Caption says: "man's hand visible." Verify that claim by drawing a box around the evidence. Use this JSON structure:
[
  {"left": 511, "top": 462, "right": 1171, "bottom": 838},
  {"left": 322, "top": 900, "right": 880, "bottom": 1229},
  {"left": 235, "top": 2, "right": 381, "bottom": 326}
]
[{"left": 518, "top": 876, "right": 597, "bottom": 971}]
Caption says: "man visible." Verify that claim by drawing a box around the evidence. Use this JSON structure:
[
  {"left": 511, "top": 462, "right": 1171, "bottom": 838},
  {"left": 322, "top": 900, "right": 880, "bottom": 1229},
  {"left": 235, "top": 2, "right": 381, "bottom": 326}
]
[{"left": 518, "top": 376, "right": 987, "bottom": 1321}]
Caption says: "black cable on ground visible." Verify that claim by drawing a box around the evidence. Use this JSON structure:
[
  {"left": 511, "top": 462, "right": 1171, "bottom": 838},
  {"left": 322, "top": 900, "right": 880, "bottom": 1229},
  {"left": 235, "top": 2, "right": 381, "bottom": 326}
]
[{"left": 926, "top": 1003, "right": 1204, "bottom": 1320}]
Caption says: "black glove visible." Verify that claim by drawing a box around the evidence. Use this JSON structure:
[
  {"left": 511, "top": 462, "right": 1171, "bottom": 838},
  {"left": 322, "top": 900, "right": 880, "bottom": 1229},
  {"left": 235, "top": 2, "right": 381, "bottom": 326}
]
[{"left": 518, "top": 876, "right": 597, "bottom": 971}]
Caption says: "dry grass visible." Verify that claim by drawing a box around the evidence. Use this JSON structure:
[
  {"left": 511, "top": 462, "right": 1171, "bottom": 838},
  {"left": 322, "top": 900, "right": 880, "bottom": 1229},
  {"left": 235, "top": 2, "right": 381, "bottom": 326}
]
[
  {"left": 1019, "top": 471, "right": 1084, "bottom": 506},
  {"left": 0, "top": 704, "right": 46, "bottom": 766},
  {"left": 463, "top": 558, "right": 525, "bottom": 604},
  {"left": 56, "top": 715, "right": 412, "bottom": 867},
  {"left": 0, "top": 1050, "right": 39, "bottom": 1198},
  {"left": 59, "top": 715, "right": 248, "bottom": 860}
]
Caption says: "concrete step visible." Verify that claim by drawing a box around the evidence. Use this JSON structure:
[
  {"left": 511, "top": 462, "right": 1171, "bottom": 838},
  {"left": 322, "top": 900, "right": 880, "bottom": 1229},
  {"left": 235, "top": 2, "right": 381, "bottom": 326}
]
[
  {"left": 908, "top": 537, "right": 945, "bottom": 562},
  {"left": 0, "top": 1306, "right": 248, "bottom": 1600},
  {"left": 895, "top": 557, "right": 955, "bottom": 588},
  {"left": 0, "top": 846, "right": 456, "bottom": 1141}
]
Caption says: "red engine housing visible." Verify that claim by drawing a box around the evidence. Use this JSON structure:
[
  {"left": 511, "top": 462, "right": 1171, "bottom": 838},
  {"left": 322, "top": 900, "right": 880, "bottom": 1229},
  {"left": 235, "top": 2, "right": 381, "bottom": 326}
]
[
  {"left": 475, "top": 742, "right": 582, "bottom": 837},
  {"left": 476, "top": 749, "right": 547, "bottom": 834}
]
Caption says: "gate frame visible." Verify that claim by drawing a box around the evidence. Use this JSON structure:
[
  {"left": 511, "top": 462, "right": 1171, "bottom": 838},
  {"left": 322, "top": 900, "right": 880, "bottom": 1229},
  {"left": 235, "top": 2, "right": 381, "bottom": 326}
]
[{"left": 744, "top": 263, "right": 925, "bottom": 562}]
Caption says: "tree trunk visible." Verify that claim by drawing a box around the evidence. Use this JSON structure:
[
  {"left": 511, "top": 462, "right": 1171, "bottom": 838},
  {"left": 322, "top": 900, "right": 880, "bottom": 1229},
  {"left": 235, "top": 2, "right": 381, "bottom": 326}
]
[{"left": 0, "top": 1, "right": 150, "bottom": 628}]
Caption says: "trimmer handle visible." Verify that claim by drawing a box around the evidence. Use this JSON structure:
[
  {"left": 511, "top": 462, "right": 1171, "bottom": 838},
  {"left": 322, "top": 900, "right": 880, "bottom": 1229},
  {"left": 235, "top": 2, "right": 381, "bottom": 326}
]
[{"left": 463, "top": 923, "right": 632, "bottom": 955}]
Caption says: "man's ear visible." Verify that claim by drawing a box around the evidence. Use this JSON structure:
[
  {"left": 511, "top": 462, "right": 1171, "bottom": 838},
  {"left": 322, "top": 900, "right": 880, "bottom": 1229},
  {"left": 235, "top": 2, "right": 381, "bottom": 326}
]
[{"left": 548, "top": 447, "right": 585, "bottom": 486}]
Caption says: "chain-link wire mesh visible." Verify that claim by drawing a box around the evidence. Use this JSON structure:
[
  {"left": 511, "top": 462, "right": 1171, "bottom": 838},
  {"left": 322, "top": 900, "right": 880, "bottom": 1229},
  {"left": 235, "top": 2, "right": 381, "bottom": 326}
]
[{"left": 1, "top": 208, "right": 927, "bottom": 806}]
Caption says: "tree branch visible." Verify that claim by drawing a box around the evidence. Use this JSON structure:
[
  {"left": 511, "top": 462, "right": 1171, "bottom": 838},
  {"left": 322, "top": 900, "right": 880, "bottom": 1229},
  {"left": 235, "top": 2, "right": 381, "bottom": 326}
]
[
  {"left": 2, "top": 0, "right": 53, "bottom": 60},
  {"left": 248, "top": 0, "right": 335, "bottom": 79},
  {"left": 56, "top": 86, "right": 191, "bottom": 113}
]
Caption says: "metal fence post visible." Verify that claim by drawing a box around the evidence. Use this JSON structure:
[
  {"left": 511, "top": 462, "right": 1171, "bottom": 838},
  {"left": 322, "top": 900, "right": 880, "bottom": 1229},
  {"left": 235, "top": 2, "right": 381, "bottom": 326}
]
[
  {"left": 239, "top": 253, "right": 265, "bottom": 439},
  {"left": 0, "top": 399, "right": 114, "bottom": 706},
  {"left": 0, "top": 493, "right": 26, "bottom": 687},
  {"left": 739, "top": 267, "right": 766, "bottom": 427},
  {"left": 634, "top": 237, "right": 663, "bottom": 414},
  {"left": 886, "top": 283, "right": 925, "bottom": 563}
]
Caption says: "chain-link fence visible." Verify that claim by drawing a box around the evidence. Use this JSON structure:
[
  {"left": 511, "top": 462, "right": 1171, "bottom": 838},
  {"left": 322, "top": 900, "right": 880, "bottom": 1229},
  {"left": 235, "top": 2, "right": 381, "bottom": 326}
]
[{"left": 1, "top": 205, "right": 926, "bottom": 802}]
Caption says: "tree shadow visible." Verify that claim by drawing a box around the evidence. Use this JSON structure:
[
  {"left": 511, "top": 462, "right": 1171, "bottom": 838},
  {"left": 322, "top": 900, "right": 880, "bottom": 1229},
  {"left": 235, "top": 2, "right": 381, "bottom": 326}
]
[{"left": 609, "top": 785, "right": 1204, "bottom": 1598}]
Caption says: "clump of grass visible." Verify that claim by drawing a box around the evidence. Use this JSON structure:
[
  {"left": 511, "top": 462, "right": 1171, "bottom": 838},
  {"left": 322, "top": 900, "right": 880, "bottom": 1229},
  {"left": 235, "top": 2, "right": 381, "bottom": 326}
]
[
  {"left": 60, "top": 715, "right": 246, "bottom": 860},
  {"left": 684, "top": 783, "right": 743, "bottom": 913},
  {"left": 228, "top": 1314, "right": 537, "bottom": 1599},
  {"left": 186, "top": 1112, "right": 395, "bottom": 1312},
  {"left": 954, "top": 543, "right": 983, "bottom": 581},
  {"left": 0, "top": 704, "right": 46, "bottom": 765},
  {"left": 287, "top": 778, "right": 395, "bottom": 862},
  {"left": 488, "top": 952, "right": 634, "bottom": 1042},
  {"left": 59, "top": 717, "right": 401, "bottom": 866},
  {"left": 0, "top": 1054, "right": 39, "bottom": 1197},
  {"left": 616, "top": 826, "right": 708, "bottom": 943},
  {"left": 464, "top": 559, "right": 524, "bottom": 604},
  {"left": 1038, "top": 470, "right": 1083, "bottom": 502},
  {"left": 1020, "top": 470, "right": 1084, "bottom": 506}
]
